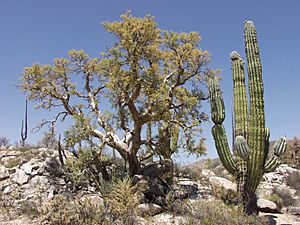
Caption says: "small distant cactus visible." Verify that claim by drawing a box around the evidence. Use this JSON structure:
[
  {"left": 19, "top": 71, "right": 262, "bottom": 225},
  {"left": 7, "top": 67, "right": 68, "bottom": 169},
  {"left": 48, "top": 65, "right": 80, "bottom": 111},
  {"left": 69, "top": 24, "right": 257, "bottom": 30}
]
[
  {"left": 208, "top": 21, "right": 287, "bottom": 214},
  {"left": 21, "top": 100, "right": 28, "bottom": 147}
]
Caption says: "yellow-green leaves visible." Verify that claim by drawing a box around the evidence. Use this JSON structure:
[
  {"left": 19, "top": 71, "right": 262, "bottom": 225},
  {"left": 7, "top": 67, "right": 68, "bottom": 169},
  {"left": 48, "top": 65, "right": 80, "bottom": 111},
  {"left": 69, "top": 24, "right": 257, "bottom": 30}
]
[{"left": 20, "top": 12, "right": 217, "bottom": 170}]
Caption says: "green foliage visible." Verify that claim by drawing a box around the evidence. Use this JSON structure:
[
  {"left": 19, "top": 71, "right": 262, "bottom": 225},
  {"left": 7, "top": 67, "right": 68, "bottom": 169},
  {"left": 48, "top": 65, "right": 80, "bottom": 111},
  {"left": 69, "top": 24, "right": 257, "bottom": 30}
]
[
  {"left": 105, "top": 177, "right": 140, "bottom": 224},
  {"left": 19, "top": 12, "right": 217, "bottom": 175}
]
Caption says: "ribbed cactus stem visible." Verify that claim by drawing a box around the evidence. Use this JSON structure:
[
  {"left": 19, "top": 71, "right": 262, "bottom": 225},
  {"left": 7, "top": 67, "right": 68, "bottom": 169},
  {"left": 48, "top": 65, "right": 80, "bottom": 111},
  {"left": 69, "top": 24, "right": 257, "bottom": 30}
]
[
  {"left": 244, "top": 21, "right": 266, "bottom": 193},
  {"left": 231, "top": 50, "right": 248, "bottom": 194},
  {"left": 212, "top": 124, "right": 237, "bottom": 174},
  {"left": 230, "top": 51, "right": 248, "bottom": 139},
  {"left": 234, "top": 136, "right": 249, "bottom": 159},
  {"left": 273, "top": 137, "right": 287, "bottom": 156},
  {"left": 209, "top": 21, "right": 287, "bottom": 214},
  {"left": 264, "top": 156, "right": 281, "bottom": 172}
]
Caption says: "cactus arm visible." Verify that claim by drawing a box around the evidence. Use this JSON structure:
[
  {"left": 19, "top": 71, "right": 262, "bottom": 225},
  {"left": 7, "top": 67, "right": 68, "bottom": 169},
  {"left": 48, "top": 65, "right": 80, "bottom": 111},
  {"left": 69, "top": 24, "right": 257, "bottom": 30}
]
[
  {"left": 273, "top": 137, "right": 287, "bottom": 156},
  {"left": 264, "top": 137, "right": 287, "bottom": 172},
  {"left": 263, "top": 128, "right": 270, "bottom": 166},
  {"left": 244, "top": 21, "right": 266, "bottom": 193},
  {"left": 230, "top": 51, "right": 248, "bottom": 193},
  {"left": 264, "top": 156, "right": 281, "bottom": 172},
  {"left": 212, "top": 124, "right": 237, "bottom": 174},
  {"left": 230, "top": 51, "right": 248, "bottom": 139},
  {"left": 209, "top": 78, "right": 237, "bottom": 175},
  {"left": 235, "top": 136, "right": 249, "bottom": 159},
  {"left": 209, "top": 78, "right": 225, "bottom": 125}
]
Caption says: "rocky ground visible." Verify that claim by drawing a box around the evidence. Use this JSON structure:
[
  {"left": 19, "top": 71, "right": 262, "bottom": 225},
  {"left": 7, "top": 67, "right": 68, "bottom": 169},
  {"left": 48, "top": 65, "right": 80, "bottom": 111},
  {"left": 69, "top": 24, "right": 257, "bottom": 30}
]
[{"left": 0, "top": 146, "right": 300, "bottom": 224}]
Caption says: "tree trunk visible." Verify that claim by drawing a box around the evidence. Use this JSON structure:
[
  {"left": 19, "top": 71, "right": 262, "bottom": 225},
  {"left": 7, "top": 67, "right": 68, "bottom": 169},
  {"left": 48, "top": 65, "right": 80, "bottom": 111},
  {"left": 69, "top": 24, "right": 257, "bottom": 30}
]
[
  {"left": 243, "top": 189, "right": 258, "bottom": 215},
  {"left": 128, "top": 154, "right": 141, "bottom": 176},
  {"left": 163, "top": 158, "right": 174, "bottom": 186}
]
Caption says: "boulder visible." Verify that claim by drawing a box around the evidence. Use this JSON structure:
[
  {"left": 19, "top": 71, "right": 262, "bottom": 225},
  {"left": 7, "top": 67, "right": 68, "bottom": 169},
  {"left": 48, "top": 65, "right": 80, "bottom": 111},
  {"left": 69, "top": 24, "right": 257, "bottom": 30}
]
[
  {"left": 201, "top": 169, "right": 215, "bottom": 177},
  {"left": 209, "top": 176, "right": 236, "bottom": 191},
  {"left": 257, "top": 198, "right": 279, "bottom": 213},
  {"left": 81, "top": 194, "right": 104, "bottom": 207},
  {"left": 174, "top": 180, "right": 198, "bottom": 199},
  {"left": 21, "top": 158, "right": 41, "bottom": 175},
  {"left": 11, "top": 168, "right": 30, "bottom": 185},
  {"left": 0, "top": 165, "right": 9, "bottom": 181},
  {"left": 288, "top": 206, "right": 300, "bottom": 215},
  {"left": 138, "top": 203, "right": 164, "bottom": 216}
]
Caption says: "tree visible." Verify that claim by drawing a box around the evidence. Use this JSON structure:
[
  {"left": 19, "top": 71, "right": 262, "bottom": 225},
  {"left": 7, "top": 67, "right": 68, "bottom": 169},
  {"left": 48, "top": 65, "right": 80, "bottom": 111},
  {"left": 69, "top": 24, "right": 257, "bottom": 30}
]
[
  {"left": 20, "top": 13, "right": 217, "bottom": 178},
  {"left": 0, "top": 137, "right": 10, "bottom": 147}
]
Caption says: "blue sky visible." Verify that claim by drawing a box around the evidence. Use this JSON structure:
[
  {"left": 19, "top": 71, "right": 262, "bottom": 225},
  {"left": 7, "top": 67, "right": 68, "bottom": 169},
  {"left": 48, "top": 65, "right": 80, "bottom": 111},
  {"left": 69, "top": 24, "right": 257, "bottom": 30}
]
[{"left": 0, "top": 1, "right": 299, "bottom": 163}]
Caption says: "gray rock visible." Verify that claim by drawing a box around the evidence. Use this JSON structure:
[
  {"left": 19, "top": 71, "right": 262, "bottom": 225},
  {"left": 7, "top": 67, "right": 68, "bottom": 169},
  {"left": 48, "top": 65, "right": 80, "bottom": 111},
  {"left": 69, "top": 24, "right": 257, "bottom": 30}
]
[
  {"left": 0, "top": 166, "right": 9, "bottom": 181},
  {"left": 288, "top": 206, "right": 300, "bottom": 215},
  {"left": 174, "top": 180, "right": 198, "bottom": 199},
  {"left": 8, "top": 146, "right": 16, "bottom": 151},
  {"left": 138, "top": 203, "right": 164, "bottom": 216},
  {"left": 257, "top": 198, "right": 279, "bottom": 213},
  {"left": 21, "top": 159, "right": 40, "bottom": 175},
  {"left": 3, "top": 184, "right": 18, "bottom": 194},
  {"left": 0, "top": 179, "right": 13, "bottom": 191},
  {"left": 81, "top": 195, "right": 104, "bottom": 206},
  {"left": 201, "top": 169, "right": 215, "bottom": 177},
  {"left": 11, "top": 168, "right": 30, "bottom": 185},
  {"left": 209, "top": 176, "right": 236, "bottom": 191},
  {"left": 29, "top": 175, "right": 49, "bottom": 188}
]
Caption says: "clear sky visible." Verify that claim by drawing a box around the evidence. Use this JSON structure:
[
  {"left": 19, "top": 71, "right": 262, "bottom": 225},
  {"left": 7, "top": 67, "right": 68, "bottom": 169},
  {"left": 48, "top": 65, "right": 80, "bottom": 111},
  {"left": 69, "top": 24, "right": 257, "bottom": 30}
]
[{"left": 0, "top": 0, "right": 299, "bottom": 164}]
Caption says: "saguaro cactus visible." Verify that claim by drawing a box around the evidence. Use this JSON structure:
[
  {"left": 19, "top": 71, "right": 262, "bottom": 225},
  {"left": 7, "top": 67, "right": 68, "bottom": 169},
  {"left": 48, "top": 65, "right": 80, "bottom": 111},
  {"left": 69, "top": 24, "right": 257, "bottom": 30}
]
[
  {"left": 209, "top": 21, "right": 287, "bottom": 214},
  {"left": 21, "top": 99, "right": 28, "bottom": 147}
]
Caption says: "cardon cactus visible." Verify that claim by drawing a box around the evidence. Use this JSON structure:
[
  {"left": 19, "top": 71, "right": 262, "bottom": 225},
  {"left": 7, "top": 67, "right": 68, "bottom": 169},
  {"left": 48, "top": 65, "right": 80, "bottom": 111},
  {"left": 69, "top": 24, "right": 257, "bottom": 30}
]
[{"left": 209, "top": 21, "right": 287, "bottom": 214}]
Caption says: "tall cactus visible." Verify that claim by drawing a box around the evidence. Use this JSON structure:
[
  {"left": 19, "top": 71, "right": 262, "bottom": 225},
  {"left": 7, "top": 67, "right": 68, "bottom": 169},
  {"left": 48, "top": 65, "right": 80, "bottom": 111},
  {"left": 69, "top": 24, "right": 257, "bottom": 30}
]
[
  {"left": 209, "top": 21, "right": 287, "bottom": 214},
  {"left": 21, "top": 99, "right": 28, "bottom": 147}
]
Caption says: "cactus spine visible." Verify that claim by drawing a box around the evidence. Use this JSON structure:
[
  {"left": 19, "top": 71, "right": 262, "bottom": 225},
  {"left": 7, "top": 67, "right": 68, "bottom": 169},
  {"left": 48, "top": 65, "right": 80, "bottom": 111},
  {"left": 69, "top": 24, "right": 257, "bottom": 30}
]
[{"left": 209, "top": 21, "right": 287, "bottom": 214}]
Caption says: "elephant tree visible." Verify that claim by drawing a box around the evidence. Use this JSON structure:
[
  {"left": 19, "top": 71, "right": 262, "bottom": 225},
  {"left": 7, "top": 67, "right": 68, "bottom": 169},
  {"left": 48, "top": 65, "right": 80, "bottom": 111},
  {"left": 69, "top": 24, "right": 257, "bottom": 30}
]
[
  {"left": 208, "top": 21, "right": 287, "bottom": 214},
  {"left": 20, "top": 13, "right": 216, "bottom": 180}
]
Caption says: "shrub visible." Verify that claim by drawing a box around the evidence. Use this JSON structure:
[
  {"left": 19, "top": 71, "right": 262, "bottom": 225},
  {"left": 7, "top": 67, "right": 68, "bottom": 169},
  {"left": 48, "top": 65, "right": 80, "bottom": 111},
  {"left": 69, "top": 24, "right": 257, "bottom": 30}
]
[
  {"left": 286, "top": 171, "right": 300, "bottom": 191},
  {"left": 0, "top": 137, "right": 10, "bottom": 147},
  {"left": 188, "top": 200, "right": 268, "bottom": 225},
  {"left": 266, "top": 194, "right": 284, "bottom": 210},
  {"left": 272, "top": 186, "right": 297, "bottom": 207},
  {"left": 16, "top": 200, "right": 40, "bottom": 218},
  {"left": 41, "top": 194, "right": 108, "bottom": 225},
  {"left": 105, "top": 177, "right": 139, "bottom": 224}
]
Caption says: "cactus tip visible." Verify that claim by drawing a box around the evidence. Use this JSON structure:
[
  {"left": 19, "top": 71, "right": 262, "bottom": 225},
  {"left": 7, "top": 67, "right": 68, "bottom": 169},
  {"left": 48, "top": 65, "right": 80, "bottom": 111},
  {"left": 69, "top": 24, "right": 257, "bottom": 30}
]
[{"left": 230, "top": 51, "right": 242, "bottom": 60}]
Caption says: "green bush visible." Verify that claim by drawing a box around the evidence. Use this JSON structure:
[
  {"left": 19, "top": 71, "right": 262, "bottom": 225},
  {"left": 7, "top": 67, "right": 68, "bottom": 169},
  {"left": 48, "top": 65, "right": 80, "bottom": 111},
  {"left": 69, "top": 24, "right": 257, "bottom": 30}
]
[{"left": 105, "top": 177, "right": 140, "bottom": 224}]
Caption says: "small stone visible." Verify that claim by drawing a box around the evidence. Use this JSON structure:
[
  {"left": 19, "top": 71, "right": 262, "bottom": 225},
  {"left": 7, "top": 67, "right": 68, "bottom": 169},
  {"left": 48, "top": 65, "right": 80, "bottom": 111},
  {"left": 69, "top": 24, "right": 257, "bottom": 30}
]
[
  {"left": 288, "top": 206, "right": 300, "bottom": 215},
  {"left": 0, "top": 166, "right": 10, "bottom": 181},
  {"left": 201, "top": 169, "right": 215, "bottom": 177},
  {"left": 209, "top": 176, "right": 236, "bottom": 191},
  {"left": 11, "top": 168, "right": 30, "bottom": 185},
  {"left": 3, "top": 184, "right": 18, "bottom": 194},
  {"left": 81, "top": 195, "right": 104, "bottom": 206},
  {"left": 138, "top": 203, "right": 164, "bottom": 216},
  {"left": 257, "top": 198, "right": 279, "bottom": 213}
]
